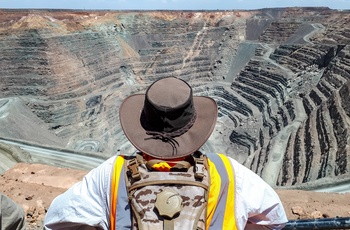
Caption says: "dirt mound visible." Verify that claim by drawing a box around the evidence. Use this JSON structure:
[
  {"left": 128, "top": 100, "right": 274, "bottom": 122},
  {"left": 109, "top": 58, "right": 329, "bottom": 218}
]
[
  {"left": 0, "top": 163, "right": 86, "bottom": 229},
  {"left": 1, "top": 163, "right": 350, "bottom": 229}
]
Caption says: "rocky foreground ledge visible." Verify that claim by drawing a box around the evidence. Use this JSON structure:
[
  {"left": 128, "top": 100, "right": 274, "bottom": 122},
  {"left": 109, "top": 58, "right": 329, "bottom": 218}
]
[{"left": 1, "top": 163, "right": 349, "bottom": 230}]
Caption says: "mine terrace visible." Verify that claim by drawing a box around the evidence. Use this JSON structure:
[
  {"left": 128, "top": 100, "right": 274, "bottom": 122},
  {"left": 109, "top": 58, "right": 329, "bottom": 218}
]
[{"left": 0, "top": 7, "right": 350, "bottom": 192}]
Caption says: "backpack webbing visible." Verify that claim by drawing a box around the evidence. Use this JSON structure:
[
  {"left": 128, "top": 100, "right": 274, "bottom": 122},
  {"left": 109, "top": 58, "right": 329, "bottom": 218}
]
[
  {"left": 110, "top": 153, "right": 237, "bottom": 230},
  {"left": 126, "top": 153, "right": 209, "bottom": 230}
]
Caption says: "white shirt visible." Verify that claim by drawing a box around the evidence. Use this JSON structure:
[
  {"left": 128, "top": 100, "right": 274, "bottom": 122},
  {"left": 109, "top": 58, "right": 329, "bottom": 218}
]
[{"left": 44, "top": 155, "right": 288, "bottom": 230}]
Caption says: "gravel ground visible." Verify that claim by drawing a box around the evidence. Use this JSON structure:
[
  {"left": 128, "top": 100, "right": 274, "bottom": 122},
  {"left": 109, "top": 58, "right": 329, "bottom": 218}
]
[{"left": 1, "top": 163, "right": 350, "bottom": 229}]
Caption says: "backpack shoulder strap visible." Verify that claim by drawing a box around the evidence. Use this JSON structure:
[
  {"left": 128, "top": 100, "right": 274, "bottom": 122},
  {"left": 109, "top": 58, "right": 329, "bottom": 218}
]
[{"left": 193, "top": 151, "right": 208, "bottom": 180}]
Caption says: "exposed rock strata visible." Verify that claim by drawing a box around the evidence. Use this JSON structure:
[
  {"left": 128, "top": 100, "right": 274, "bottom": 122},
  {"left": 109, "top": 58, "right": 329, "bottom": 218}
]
[{"left": 0, "top": 8, "right": 350, "bottom": 188}]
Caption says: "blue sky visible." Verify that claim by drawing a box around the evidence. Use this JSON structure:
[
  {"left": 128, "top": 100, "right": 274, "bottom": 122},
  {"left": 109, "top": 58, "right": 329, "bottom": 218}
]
[{"left": 0, "top": 0, "right": 349, "bottom": 10}]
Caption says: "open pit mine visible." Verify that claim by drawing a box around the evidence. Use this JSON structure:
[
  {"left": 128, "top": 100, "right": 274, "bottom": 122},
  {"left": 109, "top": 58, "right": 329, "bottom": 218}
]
[{"left": 0, "top": 7, "right": 349, "bottom": 191}]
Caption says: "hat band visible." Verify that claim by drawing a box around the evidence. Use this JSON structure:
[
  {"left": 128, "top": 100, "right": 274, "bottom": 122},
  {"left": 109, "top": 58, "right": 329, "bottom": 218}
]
[
  {"left": 141, "top": 91, "right": 196, "bottom": 133},
  {"left": 145, "top": 109, "right": 197, "bottom": 139}
]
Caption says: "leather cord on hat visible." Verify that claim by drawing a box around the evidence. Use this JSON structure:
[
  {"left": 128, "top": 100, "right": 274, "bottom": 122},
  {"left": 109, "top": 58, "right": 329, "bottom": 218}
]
[
  {"left": 144, "top": 110, "right": 197, "bottom": 155},
  {"left": 145, "top": 131, "right": 179, "bottom": 155}
]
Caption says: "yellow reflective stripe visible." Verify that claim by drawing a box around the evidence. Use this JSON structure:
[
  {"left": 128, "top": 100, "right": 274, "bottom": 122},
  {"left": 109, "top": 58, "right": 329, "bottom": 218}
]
[
  {"left": 110, "top": 156, "right": 124, "bottom": 230},
  {"left": 218, "top": 154, "right": 237, "bottom": 229},
  {"left": 206, "top": 157, "right": 221, "bottom": 230}
]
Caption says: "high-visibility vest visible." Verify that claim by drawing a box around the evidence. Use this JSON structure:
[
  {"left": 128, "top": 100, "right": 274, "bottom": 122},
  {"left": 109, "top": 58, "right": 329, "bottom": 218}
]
[{"left": 110, "top": 153, "right": 237, "bottom": 230}]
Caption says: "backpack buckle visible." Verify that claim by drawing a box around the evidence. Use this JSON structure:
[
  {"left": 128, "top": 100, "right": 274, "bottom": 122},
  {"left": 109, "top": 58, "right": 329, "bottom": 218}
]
[
  {"left": 194, "top": 157, "right": 205, "bottom": 180},
  {"left": 128, "top": 158, "right": 141, "bottom": 181}
]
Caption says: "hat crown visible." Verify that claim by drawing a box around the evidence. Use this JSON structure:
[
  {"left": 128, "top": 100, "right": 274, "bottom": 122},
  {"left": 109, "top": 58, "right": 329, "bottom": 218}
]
[
  {"left": 119, "top": 76, "right": 218, "bottom": 159},
  {"left": 142, "top": 77, "right": 195, "bottom": 133},
  {"left": 147, "top": 77, "right": 191, "bottom": 110}
]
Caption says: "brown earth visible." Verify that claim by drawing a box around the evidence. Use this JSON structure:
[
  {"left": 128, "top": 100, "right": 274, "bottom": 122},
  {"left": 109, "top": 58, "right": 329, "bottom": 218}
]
[
  {"left": 1, "top": 8, "right": 350, "bottom": 188},
  {"left": 1, "top": 7, "right": 350, "bottom": 229},
  {"left": 1, "top": 163, "right": 349, "bottom": 229}
]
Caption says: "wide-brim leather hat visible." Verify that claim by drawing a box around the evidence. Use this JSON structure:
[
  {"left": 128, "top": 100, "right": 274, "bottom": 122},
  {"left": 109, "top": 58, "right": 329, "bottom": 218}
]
[{"left": 119, "top": 77, "right": 218, "bottom": 159}]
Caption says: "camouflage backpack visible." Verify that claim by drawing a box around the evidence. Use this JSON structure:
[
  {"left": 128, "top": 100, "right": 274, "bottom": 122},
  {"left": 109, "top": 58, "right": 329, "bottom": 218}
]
[{"left": 124, "top": 151, "right": 209, "bottom": 230}]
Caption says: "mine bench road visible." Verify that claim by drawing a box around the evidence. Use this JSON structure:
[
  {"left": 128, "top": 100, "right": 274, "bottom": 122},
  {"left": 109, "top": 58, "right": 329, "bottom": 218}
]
[{"left": 0, "top": 138, "right": 349, "bottom": 193}]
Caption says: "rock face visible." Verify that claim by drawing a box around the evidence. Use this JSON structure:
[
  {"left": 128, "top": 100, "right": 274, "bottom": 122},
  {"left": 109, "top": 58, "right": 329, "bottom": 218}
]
[{"left": 0, "top": 8, "right": 350, "bottom": 188}]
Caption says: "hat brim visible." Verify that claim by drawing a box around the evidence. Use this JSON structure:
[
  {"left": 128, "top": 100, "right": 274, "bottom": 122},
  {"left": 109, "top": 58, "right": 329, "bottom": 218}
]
[{"left": 119, "top": 94, "right": 218, "bottom": 159}]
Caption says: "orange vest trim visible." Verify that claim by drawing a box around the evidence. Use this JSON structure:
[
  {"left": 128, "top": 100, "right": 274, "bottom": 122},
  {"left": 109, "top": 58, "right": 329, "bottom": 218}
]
[{"left": 110, "top": 156, "right": 125, "bottom": 230}]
